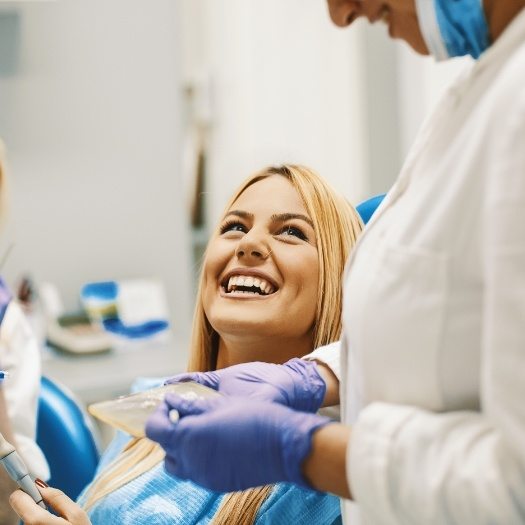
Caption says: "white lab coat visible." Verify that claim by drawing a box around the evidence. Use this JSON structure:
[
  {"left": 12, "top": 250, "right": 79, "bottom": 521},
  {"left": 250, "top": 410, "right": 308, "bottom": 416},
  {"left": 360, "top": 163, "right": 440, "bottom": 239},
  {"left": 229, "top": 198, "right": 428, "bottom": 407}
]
[
  {"left": 0, "top": 301, "right": 49, "bottom": 480},
  {"left": 310, "top": 8, "right": 525, "bottom": 524}
]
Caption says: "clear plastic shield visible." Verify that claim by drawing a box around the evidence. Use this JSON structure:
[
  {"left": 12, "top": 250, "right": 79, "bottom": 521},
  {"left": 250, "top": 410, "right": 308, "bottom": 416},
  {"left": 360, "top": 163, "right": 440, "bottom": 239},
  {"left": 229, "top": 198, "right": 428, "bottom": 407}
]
[{"left": 88, "top": 382, "right": 219, "bottom": 437}]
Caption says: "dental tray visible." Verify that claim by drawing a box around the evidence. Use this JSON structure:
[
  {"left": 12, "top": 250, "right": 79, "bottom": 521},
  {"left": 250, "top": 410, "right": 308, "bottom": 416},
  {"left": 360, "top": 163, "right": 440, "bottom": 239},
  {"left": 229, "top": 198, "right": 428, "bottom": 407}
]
[{"left": 88, "top": 382, "right": 219, "bottom": 438}]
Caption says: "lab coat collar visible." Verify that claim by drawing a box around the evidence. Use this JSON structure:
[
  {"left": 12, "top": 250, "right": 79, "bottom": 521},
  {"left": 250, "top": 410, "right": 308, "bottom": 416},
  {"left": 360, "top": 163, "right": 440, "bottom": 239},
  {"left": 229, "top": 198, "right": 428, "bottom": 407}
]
[{"left": 470, "top": 7, "right": 525, "bottom": 79}]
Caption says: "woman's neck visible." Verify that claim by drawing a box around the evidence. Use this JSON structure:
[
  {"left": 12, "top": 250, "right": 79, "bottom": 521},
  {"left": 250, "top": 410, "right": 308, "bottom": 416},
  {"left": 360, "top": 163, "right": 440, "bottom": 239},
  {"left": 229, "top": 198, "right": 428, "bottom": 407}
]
[
  {"left": 484, "top": 0, "right": 525, "bottom": 43},
  {"left": 215, "top": 332, "right": 314, "bottom": 369}
]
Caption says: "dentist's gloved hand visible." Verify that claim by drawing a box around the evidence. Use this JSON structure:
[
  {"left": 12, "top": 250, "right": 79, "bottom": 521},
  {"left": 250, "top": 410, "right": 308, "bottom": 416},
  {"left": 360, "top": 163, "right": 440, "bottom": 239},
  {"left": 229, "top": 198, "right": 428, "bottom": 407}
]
[
  {"left": 164, "top": 358, "right": 326, "bottom": 413},
  {"left": 145, "top": 394, "right": 331, "bottom": 492}
]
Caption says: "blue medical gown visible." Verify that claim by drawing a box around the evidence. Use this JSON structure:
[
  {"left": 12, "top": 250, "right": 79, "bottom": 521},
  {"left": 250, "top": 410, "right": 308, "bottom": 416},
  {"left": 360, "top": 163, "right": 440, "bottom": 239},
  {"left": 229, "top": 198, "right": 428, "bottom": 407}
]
[{"left": 78, "top": 426, "right": 342, "bottom": 525}]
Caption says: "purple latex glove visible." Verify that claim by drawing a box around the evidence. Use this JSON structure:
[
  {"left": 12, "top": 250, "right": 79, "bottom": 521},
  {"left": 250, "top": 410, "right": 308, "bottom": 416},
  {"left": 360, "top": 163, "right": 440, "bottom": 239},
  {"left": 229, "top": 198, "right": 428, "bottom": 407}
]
[
  {"left": 165, "top": 358, "right": 326, "bottom": 413},
  {"left": 145, "top": 393, "right": 331, "bottom": 492},
  {"left": 0, "top": 277, "right": 12, "bottom": 326}
]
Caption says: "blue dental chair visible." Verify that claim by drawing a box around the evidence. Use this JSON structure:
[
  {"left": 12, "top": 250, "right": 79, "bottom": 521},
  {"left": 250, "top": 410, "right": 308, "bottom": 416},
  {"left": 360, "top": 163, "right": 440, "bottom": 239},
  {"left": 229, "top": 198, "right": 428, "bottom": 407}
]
[
  {"left": 356, "top": 193, "right": 386, "bottom": 225},
  {"left": 36, "top": 376, "right": 100, "bottom": 501}
]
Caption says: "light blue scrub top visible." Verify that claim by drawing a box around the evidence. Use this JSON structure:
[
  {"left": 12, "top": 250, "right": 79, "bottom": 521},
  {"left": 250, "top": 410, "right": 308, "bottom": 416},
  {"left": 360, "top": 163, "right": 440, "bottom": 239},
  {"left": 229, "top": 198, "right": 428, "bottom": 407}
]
[
  {"left": 77, "top": 431, "right": 342, "bottom": 525},
  {"left": 78, "top": 377, "right": 342, "bottom": 525}
]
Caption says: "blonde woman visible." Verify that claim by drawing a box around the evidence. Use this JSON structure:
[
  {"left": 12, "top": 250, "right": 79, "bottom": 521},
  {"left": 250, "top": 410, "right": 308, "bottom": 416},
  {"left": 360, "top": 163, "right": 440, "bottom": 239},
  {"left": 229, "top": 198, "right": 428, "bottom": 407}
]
[{"left": 11, "top": 164, "right": 362, "bottom": 525}]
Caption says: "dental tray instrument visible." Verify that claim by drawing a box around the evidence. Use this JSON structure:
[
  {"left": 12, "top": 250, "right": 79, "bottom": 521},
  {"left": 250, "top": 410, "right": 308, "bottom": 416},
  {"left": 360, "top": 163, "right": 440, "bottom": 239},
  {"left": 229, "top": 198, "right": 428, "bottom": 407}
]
[
  {"left": 0, "top": 431, "right": 46, "bottom": 508},
  {"left": 89, "top": 382, "right": 220, "bottom": 438}
]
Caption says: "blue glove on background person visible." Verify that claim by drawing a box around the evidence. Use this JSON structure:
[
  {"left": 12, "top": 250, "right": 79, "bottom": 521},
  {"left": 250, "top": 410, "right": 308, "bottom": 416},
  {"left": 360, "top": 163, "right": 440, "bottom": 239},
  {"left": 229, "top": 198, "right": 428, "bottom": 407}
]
[
  {"left": 164, "top": 358, "right": 327, "bottom": 413},
  {"left": 0, "top": 277, "right": 13, "bottom": 326},
  {"left": 145, "top": 393, "right": 332, "bottom": 492}
]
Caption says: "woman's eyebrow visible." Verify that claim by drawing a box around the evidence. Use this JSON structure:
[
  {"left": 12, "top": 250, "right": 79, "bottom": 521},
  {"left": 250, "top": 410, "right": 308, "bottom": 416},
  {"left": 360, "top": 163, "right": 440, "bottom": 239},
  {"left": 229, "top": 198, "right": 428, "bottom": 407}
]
[
  {"left": 223, "top": 210, "right": 314, "bottom": 229},
  {"left": 223, "top": 210, "right": 253, "bottom": 220},
  {"left": 271, "top": 213, "right": 314, "bottom": 228}
]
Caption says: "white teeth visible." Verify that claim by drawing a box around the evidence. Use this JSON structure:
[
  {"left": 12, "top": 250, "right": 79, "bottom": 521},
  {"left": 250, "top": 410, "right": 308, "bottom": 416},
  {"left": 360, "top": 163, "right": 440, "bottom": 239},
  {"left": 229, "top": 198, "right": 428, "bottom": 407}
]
[
  {"left": 262, "top": 281, "right": 273, "bottom": 294},
  {"left": 225, "top": 275, "right": 275, "bottom": 295}
]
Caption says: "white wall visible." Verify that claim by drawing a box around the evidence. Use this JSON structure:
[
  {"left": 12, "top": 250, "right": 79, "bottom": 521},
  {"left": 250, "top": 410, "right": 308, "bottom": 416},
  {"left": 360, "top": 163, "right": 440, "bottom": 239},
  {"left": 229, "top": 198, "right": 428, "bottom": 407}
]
[
  {"left": 179, "top": 1, "right": 471, "bottom": 226},
  {"left": 396, "top": 45, "right": 472, "bottom": 158},
  {"left": 0, "top": 0, "right": 473, "bottom": 337},
  {"left": 0, "top": 1, "right": 193, "bottom": 336},
  {"left": 180, "top": 0, "right": 370, "bottom": 227}
]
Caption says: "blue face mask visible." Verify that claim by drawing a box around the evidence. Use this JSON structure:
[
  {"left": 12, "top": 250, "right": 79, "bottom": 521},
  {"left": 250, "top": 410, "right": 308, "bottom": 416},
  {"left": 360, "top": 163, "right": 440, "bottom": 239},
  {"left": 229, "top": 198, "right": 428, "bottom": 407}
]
[{"left": 415, "top": 0, "right": 490, "bottom": 60}]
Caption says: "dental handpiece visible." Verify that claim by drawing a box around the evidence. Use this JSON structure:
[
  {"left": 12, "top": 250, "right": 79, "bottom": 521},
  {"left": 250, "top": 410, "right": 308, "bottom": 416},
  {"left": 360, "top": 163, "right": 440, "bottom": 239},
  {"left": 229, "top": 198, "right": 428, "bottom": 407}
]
[{"left": 0, "top": 432, "right": 46, "bottom": 508}]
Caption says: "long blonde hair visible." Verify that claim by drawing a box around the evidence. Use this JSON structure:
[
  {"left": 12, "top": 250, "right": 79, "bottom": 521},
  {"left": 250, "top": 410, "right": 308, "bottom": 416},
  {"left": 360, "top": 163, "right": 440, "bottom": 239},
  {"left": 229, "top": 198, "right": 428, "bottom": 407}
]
[{"left": 83, "top": 165, "right": 363, "bottom": 523}]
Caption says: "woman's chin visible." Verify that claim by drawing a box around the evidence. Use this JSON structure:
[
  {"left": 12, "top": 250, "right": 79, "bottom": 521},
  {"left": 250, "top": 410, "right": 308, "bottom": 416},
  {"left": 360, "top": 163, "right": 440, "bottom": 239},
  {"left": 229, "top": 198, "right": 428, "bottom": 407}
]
[{"left": 211, "top": 312, "right": 277, "bottom": 337}]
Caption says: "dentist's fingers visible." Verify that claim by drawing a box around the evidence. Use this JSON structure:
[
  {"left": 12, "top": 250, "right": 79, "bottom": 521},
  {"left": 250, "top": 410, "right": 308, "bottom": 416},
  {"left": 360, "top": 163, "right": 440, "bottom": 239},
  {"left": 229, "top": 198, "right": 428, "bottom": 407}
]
[
  {"left": 163, "top": 393, "right": 224, "bottom": 417},
  {"left": 164, "top": 453, "right": 181, "bottom": 479},
  {"left": 146, "top": 393, "right": 224, "bottom": 445},
  {"left": 164, "top": 371, "right": 221, "bottom": 390},
  {"left": 146, "top": 394, "right": 228, "bottom": 455},
  {"left": 145, "top": 401, "right": 172, "bottom": 446}
]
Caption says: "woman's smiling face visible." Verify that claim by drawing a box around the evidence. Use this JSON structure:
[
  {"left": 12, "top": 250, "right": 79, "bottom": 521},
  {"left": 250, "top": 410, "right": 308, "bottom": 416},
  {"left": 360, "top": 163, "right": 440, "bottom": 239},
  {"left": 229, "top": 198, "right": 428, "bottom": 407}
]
[{"left": 202, "top": 175, "right": 319, "bottom": 343}]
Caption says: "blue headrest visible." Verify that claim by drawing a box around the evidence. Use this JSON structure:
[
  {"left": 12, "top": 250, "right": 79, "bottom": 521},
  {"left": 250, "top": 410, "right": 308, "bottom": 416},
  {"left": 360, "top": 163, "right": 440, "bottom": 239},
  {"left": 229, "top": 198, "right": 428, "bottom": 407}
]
[
  {"left": 356, "top": 194, "right": 386, "bottom": 225},
  {"left": 37, "top": 377, "right": 100, "bottom": 500}
]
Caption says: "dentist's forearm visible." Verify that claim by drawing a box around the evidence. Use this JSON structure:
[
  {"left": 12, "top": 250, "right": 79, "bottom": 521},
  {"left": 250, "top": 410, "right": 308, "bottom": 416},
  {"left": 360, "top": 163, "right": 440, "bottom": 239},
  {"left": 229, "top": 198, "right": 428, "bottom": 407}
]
[
  {"left": 302, "top": 423, "right": 352, "bottom": 499},
  {"left": 314, "top": 362, "right": 340, "bottom": 407}
]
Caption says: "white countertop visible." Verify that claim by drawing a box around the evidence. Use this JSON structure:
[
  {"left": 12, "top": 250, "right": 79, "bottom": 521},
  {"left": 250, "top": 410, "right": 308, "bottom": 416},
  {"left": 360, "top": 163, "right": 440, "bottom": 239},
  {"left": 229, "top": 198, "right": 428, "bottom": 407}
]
[{"left": 41, "top": 336, "right": 189, "bottom": 405}]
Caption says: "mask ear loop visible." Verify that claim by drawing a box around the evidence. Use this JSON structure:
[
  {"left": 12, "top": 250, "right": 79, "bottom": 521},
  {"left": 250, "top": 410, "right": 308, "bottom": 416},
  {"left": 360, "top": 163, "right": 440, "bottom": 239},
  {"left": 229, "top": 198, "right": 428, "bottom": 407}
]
[{"left": 415, "top": 0, "right": 449, "bottom": 61}]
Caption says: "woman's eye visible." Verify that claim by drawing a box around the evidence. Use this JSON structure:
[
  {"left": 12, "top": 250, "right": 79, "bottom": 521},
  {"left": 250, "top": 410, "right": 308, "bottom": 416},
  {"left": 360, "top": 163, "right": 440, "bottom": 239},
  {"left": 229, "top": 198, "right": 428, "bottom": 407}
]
[
  {"left": 277, "top": 226, "right": 308, "bottom": 241},
  {"left": 220, "top": 221, "right": 247, "bottom": 234}
]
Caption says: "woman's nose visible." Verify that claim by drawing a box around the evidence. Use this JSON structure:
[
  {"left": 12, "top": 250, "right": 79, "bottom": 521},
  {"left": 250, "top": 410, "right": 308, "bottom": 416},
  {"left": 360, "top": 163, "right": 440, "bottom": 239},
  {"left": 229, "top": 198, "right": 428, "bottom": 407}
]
[
  {"left": 235, "top": 231, "right": 269, "bottom": 262},
  {"left": 326, "top": 0, "right": 361, "bottom": 27}
]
